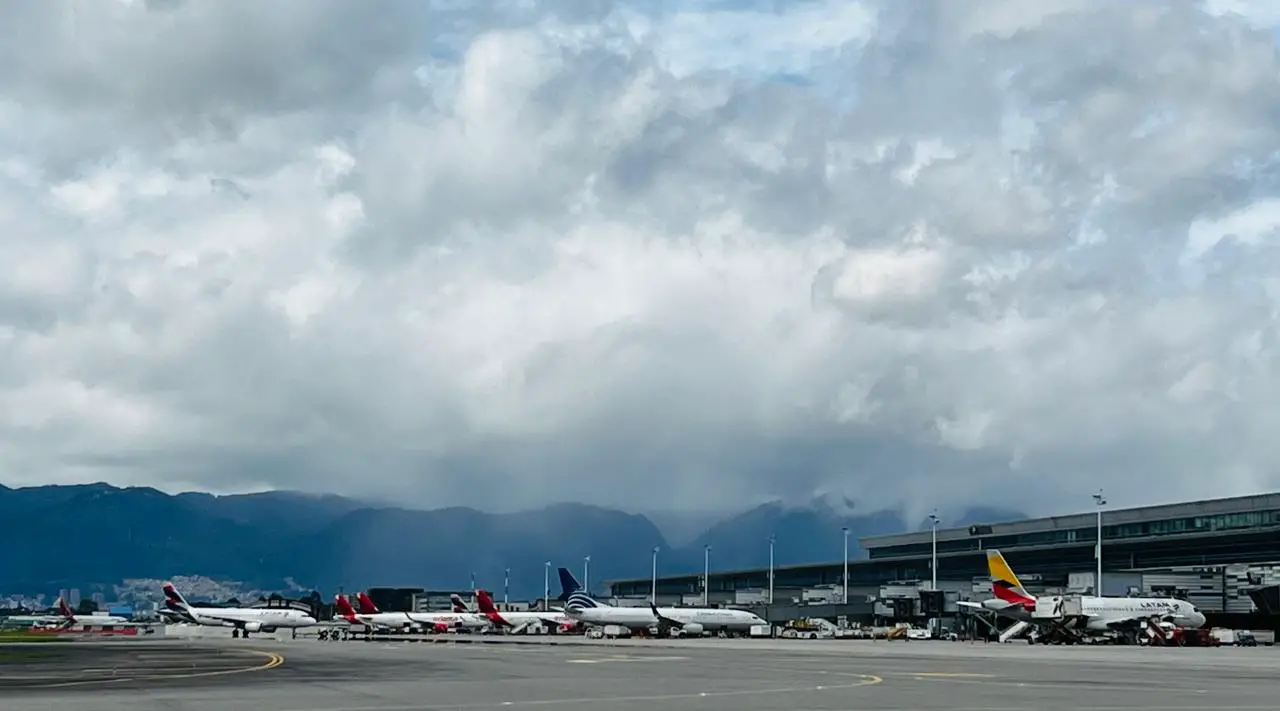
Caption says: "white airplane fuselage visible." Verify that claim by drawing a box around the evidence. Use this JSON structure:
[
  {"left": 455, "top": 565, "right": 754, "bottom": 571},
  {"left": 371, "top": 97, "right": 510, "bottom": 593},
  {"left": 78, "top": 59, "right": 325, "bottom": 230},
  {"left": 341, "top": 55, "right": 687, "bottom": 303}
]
[
  {"left": 187, "top": 606, "right": 317, "bottom": 629},
  {"left": 568, "top": 604, "right": 765, "bottom": 632},
  {"left": 983, "top": 596, "right": 1205, "bottom": 631}
]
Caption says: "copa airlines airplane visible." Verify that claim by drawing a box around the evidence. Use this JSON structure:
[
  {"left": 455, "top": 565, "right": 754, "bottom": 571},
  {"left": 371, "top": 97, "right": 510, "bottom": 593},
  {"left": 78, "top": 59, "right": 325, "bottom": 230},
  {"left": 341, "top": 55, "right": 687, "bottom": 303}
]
[
  {"left": 557, "top": 568, "right": 768, "bottom": 637},
  {"left": 959, "top": 550, "right": 1206, "bottom": 636},
  {"left": 348, "top": 591, "right": 489, "bottom": 632},
  {"left": 162, "top": 583, "right": 317, "bottom": 638},
  {"left": 474, "top": 589, "right": 576, "bottom": 632}
]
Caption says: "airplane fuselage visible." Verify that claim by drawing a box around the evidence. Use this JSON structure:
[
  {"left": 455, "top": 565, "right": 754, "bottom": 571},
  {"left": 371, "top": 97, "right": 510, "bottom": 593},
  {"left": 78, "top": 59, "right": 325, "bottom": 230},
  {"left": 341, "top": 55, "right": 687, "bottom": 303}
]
[
  {"left": 982, "top": 596, "right": 1205, "bottom": 630},
  {"left": 568, "top": 605, "right": 765, "bottom": 632},
  {"left": 188, "top": 606, "right": 317, "bottom": 629}
]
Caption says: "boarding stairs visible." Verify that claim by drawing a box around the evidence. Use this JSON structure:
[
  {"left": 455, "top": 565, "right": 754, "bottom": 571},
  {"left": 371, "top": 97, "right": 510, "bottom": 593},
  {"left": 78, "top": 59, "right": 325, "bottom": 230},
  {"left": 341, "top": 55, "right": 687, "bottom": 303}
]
[{"left": 999, "top": 620, "right": 1031, "bottom": 643}]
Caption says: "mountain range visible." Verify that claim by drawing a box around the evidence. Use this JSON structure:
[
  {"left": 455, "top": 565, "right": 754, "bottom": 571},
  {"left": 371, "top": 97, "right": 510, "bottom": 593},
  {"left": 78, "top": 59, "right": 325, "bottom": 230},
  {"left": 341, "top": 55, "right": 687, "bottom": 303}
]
[{"left": 0, "top": 482, "right": 1023, "bottom": 599}]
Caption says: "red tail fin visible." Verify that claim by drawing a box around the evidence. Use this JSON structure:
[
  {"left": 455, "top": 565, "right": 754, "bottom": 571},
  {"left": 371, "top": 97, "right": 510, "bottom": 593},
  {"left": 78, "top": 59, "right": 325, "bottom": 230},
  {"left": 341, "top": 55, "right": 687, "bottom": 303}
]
[
  {"left": 475, "top": 589, "right": 509, "bottom": 626},
  {"left": 334, "top": 594, "right": 360, "bottom": 621},
  {"left": 56, "top": 597, "right": 75, "bottom": 619},
  {"left": 355, "top": 592, "right": 380, "bottom": 614}
]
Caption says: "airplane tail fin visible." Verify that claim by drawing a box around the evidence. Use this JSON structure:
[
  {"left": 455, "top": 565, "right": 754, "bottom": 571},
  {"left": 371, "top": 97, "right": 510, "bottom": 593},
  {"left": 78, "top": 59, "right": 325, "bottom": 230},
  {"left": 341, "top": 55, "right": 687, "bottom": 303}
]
[
  {"left": 56, "top": 596, "right": 75, "bottom": 620},
  {"left": 474, "top": 590, "right": 499, "bottom": 615},
  {"left": 333, "top": 594, "right": 360, "bottom": 621},
  {"left": 556, "top": 567, "right": 599, "bottom": 610},
  {"left": 162, "top": 582, "right": 192, "bottom": 610},
  {"left": 450, "top": 594, "right": 470, "bottom": 613},
  {"left": 355, "top": 592, "right": 380, "bottom": 614},
  {"left": 557, "top": 567, "right": 582, "bottom": 601},
  {"left": 986, "top": 550, "right": 1035, "bottom": 604}
]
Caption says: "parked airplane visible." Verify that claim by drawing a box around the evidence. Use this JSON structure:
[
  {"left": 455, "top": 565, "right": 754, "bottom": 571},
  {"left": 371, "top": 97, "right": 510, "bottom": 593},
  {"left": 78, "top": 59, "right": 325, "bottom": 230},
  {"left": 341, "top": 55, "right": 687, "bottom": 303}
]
[
  {"left": 55, "top": 598, "right": 130, "bottom": 626},
  {"left": 162, "top": 583, "right": 317, "bottom": 638},
  {"left": 334, "top": 593, "right": 419, "bottom": 633},
  {"left": 450, "top": 594, "right": 472, "bottom": 613},
  {"left": 2, "top": 597, "right": 129, "bottom": 628},
  {"left": 350, "top": 591, "right": 489, "bottom": 632},
  {"left": 959, "top": 550, "right": 1206, "bottom": 637},
  {"left": 474, "top": 589, "right": 576, "bottom": 632},
  {"left": 558, "top": 568, "right": 768, "bottom": 637}
]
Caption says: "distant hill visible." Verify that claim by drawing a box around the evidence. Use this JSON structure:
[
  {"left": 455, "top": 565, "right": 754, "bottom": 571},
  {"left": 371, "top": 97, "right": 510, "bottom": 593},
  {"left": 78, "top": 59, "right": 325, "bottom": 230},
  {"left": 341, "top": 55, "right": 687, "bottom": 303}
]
[{"left": 0, "top": 483, "right": 1024, "bottom": 599}]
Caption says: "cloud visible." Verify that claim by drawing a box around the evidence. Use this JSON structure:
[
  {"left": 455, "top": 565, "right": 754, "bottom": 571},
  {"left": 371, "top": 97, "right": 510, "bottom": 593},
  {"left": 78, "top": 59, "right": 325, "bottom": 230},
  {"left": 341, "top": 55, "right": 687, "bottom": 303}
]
[{"left": 3, "top": 0, "right": 1280, "bottom": 518}]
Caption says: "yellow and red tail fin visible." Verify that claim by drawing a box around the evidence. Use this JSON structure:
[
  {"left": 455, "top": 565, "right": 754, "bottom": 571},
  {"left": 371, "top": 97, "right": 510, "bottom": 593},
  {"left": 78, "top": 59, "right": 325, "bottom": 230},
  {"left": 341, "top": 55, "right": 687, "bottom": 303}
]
[{"left": 986, "top": 549, "right": 1035, "bottom": 607}]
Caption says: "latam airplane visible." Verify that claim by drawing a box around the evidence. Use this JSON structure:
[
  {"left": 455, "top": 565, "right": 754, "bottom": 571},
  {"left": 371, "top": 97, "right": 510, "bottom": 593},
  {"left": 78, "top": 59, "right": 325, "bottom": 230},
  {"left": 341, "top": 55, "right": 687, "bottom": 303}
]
[
  {"left": 54, "top": 598, "right": 130, "bottom": 626},
  {"left": 557, "top": 568, "right": 768, "bottom": 637},
  {"left": 959, "top": 550, "right": 1206, "bottom": 636},
  {"left": 162, "top": 583, "right": 317, "bottom": 638},
  {"left": 349, "top": 591, "right": 489, "bottom": 632},
  {"left": 474, "top": 589, "right": 576, "bottom": 632},
  {"left": 3, "top": 598, "right": 128, "bottom": 628}
]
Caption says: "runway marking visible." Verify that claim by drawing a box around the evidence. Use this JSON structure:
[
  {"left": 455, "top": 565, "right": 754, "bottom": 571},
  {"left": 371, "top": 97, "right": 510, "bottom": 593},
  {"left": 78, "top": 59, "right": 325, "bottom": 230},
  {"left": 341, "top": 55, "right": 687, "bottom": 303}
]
[
  {"left": 11, "top": 649, "right": 284, "bottom": 689},
  {"left": 907, "top": 672, "right": 994, "bottom": 678},
  {"left": 266, "top": 674, "right": 883, "bottom": 711},
  {"left": 565, "top": 655, "right": 689, "bottom": 664}
]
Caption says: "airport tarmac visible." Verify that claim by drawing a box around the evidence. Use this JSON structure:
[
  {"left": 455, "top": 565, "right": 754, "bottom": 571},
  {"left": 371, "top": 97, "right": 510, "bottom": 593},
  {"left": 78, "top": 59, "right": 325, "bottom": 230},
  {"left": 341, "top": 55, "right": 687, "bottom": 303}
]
[{"left": 2, "top": 636, "right": 1276, "bottom": 711}]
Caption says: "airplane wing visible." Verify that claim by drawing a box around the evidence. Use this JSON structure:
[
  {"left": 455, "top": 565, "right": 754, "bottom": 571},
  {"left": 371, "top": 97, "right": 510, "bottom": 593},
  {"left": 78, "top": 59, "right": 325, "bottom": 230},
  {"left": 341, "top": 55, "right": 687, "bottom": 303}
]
[
  {"left": 191, "top": 611, "right": 257, "bottom": 628},
  {"left": 956, "top": 601, "right": 985, "bottom": 609},
  {"left": 647, "top": 603, "right": 685, "bottom": 635}
]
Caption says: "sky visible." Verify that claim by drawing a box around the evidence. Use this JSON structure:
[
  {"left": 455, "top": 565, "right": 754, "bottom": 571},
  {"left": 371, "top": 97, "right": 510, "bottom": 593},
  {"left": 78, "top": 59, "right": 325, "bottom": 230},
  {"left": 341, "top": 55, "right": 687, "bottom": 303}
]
[{"left": 3, "top": 0, "right": 1280, "bottom": 520}]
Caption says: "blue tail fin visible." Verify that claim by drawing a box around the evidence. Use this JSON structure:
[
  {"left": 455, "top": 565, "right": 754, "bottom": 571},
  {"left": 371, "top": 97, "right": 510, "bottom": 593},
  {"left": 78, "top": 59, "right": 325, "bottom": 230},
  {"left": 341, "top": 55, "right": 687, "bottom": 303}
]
[
  {"left": 558, "top": 567, "right": 599, "bottom": 610},
  {"left": 557, "top": 567, "right": 582, "bottom": 601}
]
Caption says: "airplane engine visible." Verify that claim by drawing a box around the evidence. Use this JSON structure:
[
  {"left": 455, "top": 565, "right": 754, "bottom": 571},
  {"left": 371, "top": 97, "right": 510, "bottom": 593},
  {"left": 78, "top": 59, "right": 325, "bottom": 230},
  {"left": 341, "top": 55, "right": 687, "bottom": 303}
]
[
  {"left": 434, "top": 623, "right": 450, "bottom": 633},
  {"left": 679, "top": 623, "right": 703, "bottom": 637},
  {"left": 243, "top": 621, "right": 263, "bottom": 633}
]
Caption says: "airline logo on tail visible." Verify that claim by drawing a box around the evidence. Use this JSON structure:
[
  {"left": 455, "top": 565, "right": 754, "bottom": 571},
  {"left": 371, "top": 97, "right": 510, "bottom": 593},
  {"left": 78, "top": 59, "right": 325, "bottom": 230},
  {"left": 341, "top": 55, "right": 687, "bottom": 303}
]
[
  {"left": 355, "top": 592, "right": 381, "bottom": 615},
  {"left": 162, "top": 583, "right": 200, "bottom": 623},
  {"left": 474, "top": 589, "right": 511, "bottom": 626},
  {"left": 333, "top": 594, "right": 361, "bottom": 622},
  {"left": 450, "top": 594, "right": 471, "bottom": 613},
  {"left": 557, "top": 567, "right": 598, "bottom": 610},
  {"left": 986, "top": 550, "right": 1036, "bottom": 609}
]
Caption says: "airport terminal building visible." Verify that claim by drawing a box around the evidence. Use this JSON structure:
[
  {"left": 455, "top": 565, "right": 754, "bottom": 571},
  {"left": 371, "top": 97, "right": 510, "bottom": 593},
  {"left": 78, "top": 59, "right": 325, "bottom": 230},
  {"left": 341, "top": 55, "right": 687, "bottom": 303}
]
[{"left": 606, "top": 492, "right": 1280, "bottom": 619}]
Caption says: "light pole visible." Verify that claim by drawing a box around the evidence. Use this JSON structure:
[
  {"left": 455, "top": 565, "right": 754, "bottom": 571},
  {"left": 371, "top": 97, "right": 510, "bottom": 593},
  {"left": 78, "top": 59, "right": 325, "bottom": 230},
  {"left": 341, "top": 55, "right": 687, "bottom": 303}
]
[
  {"left": 767, "top": 534, "right": 776, "bottom": 605},
  {"left": 841, "top": 526, "right": 850, "bottom": 604},
  {"left": 583, "top": 555, "right": 591, "bottom": 597},
  {"left": 543, "top": 561, "right": 550, "bottom": 612},
  {"left": 1093, "top": 490, "right": 1107, "bottom": 595},
  {"left": 650, "top": 546, "right": 660, "bottom": 603},
  {"left": 703, "top": 545, "right": 712, "bottom": 606},
  {"left": 928, "top": 511, "right": 940, "bottom": 591},
  {"left": 928, "top": 511, "right": 940, "bottom": 636},
  {"left": 504, "top": 567, "right": 510, "bottom": 606},
  {"left": 469, "top": 571, "right": 475, "bottom": 592}
]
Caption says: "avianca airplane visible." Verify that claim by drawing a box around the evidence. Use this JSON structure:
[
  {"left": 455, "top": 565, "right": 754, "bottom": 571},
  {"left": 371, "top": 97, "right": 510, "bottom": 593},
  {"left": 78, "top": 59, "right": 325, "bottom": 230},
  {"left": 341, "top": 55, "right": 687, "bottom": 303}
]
[
  {"left": 349, "top": 591, "right": 489, "bottom": 632},
  {"left": 474, "top": 589, "right": 576, "bottom": 632},
  {"left": 959, "top": 550, "right": 1206, "bottom": 633},
  {"left": 162, "top": 583, "right": 317, "bottom": 637},
  {"left": 334, "top": 593, "right": 418, "bottom": 632},
  {"left": 557, "top": 568, "right": 768, "bottom": 637}
]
